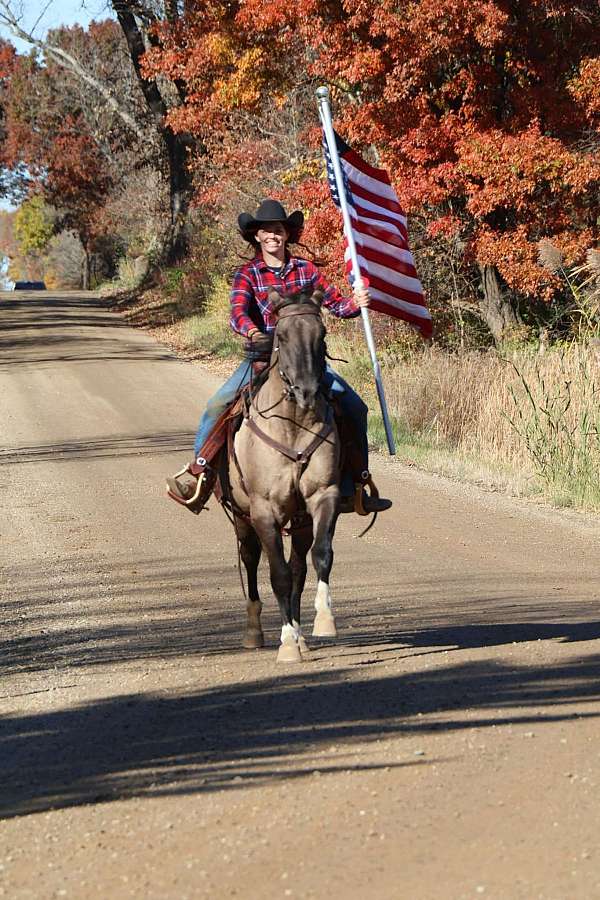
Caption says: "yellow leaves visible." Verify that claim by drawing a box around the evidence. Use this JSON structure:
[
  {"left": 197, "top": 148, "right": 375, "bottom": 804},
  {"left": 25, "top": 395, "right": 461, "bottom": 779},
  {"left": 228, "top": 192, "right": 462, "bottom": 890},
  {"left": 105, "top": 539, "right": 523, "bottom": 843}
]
[
  {"left": 14, "top": 196, "right": 54, "bottom": 255},
  {"left": 281, "top": 159, "right": 323, "bottom": 186},
  {"left": 215, "top": 47, "right": 266, "bottom": 110},
  {"left": 205, "top": 32, "right": 236, "bottom": 66}
]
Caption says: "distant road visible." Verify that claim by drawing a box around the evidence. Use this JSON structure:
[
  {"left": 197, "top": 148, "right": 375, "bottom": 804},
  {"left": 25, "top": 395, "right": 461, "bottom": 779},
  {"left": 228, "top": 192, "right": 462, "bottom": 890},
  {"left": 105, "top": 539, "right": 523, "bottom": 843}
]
[{"left": 2, "top": 290, "right": 600, "bottom": 899}]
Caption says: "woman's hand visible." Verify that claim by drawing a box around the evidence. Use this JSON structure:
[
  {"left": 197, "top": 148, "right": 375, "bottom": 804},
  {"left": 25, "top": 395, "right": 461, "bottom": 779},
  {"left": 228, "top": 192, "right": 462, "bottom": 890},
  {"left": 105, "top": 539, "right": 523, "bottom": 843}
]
[{"left": 353, "top": 281, "right": 370, "bottom": 308}]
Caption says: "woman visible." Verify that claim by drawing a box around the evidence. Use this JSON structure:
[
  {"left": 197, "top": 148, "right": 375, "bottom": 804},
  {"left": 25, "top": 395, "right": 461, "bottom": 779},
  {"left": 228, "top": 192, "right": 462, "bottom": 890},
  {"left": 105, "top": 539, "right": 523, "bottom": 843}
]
[{"left": 167, "top": 198, "right": 391, "bottom": 514}]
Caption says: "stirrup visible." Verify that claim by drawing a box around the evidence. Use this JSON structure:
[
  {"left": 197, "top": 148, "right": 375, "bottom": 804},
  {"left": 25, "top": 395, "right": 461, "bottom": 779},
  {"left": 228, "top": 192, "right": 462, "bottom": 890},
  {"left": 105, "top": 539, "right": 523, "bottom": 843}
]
[
  {"left": 166, "top": 460, "right": 214, "bottom": 515},
  {"left": 354, "top": 472, "right": 391, "bottom": 516}
]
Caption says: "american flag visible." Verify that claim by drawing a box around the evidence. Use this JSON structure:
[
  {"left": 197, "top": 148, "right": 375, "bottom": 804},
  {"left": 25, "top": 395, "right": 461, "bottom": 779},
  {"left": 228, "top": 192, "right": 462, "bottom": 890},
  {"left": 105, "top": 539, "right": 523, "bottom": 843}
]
[{"left": 323, "top": 130, "right": 432, "bottom": 339}]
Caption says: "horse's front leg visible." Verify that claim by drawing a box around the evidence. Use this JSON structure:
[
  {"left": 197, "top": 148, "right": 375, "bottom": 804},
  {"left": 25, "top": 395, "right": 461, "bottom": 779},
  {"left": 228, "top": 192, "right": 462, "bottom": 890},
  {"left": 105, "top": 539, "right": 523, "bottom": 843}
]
[
  {"left": 251, "top": 502, "right": 302, "bottom": 663},
  {"left": 289, "top": 523, "right": 314, "bottom": 655},
  {"left": 236, "top": 517, "right": 264, "bottom": 649},
  {"left": 306, "top": 485, "right": 340, "bottom": 638}
]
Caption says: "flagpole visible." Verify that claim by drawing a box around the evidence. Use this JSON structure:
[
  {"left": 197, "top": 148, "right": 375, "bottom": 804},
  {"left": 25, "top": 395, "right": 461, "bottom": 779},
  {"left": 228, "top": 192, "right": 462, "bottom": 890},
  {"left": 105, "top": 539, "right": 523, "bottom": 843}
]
[{"left": 316, "top": 85, "right": 396, "bottom": 456}]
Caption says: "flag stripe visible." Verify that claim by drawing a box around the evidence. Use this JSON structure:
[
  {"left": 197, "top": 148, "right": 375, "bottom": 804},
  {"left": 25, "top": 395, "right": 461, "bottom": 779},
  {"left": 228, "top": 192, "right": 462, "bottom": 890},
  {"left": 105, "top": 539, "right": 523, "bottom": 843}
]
[
  {"left": 348, "top": 241, "right": 419, "bottom": 280},
  {"left": 351, "top": 219, "right": 410, "bottom": 253},
  {"left": 324, "top": 128, "right": 431, "bottom": 338},
  {"left": 341, "top": 146, "right": 392, "bottom": 185},
  {"left": 341, "top": 157, "right": 402, "bottom": 209},
  {"left": 370, "top": 290, "right": 432, "bottom": 321},
  {"left": 370, "top": 296, "right": 433, "bottom": 337},
  {"left": 344, "top": 257, "right": 426, "bottom": 306},
  {"left": 346, "top": 178, "right": 407, "bottom": 219},
  {"left": 350, "top": 200, "right": 409, "bottom": 242}
]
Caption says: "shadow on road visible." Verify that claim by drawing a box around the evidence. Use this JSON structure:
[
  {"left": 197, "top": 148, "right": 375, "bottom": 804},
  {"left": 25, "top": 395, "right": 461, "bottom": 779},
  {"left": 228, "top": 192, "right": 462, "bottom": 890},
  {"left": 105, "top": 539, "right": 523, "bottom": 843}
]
[
  {"left": 0, "top": 293, "right": 176, "bottom": 368},
  {"left": 2, "top": 652, "right": 599, "bottom": 819},
  {"left": 4, "top": 553, "right": 600, "bottom": 819},
  {"left": 0, "top": 431, "right": 196, "bottom": 465}
]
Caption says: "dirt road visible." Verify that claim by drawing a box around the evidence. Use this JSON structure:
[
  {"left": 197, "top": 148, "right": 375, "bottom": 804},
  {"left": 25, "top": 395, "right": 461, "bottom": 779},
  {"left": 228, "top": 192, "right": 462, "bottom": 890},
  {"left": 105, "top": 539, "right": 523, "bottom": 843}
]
[{"left": 1, "top": 291, "right": 599, "bottom": 900}]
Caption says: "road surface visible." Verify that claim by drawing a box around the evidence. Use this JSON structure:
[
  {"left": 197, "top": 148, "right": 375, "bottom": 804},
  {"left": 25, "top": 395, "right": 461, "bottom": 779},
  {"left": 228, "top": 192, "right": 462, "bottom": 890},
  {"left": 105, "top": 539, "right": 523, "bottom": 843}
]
[{"left": 1, "top": 291, "right": 599, "bottom": 899}]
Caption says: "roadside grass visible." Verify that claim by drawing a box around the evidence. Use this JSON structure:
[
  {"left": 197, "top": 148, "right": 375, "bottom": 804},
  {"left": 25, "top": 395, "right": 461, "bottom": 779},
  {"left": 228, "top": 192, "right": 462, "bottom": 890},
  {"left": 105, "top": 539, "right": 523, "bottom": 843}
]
[
  {"left": 113, "top": 272, "right": 600, "bottom": 513},
  {"left": 181, "top": 276, "right": 243, "bottom": 359},
  {"left": 326, "top": 330, "right": 600, "bottom": 511}
]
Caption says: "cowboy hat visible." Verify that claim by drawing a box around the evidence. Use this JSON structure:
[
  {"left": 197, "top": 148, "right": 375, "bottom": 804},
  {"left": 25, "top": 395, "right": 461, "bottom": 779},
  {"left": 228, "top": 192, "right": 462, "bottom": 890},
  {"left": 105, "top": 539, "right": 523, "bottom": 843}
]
[{"left": 238, "top": 199, "right": 304, "bottom": 245}]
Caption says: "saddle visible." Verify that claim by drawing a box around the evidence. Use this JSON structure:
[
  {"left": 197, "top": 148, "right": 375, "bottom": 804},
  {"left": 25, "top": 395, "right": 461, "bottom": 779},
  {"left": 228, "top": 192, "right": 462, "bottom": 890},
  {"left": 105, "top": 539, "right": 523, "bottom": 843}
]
[{"left": 167, "top": 370, "right": 382, "bottom": 518}]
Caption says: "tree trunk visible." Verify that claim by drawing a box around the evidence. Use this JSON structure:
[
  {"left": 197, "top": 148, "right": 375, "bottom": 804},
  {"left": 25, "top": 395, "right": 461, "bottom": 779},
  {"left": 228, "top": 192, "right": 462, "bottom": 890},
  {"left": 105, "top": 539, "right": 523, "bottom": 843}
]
[
  {"left": 477, "top": 263, "right": 519, "bottom": 344},
  {"left": 114, "top": 5, "right": 194, "bottom": 266},
  {"left": 82, "top": 247, "right": 91, "bottom": 290},
  {"left": 163, "top": 130, "right": 192, "bottom": 263}
]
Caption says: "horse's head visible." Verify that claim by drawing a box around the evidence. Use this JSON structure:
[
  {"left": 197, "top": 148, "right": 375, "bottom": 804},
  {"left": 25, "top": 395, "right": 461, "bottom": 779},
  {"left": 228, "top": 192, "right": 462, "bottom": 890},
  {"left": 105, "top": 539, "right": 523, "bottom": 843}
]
[{"left": 269, "top": 288, "right": 326, "bottom": 410}]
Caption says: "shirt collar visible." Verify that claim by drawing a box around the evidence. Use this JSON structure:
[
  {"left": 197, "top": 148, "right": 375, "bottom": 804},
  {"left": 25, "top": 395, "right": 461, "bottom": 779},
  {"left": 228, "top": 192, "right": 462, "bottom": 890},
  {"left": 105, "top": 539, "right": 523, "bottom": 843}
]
[{"left": 254, "top": 253, "right": 297, "bottom": 276}]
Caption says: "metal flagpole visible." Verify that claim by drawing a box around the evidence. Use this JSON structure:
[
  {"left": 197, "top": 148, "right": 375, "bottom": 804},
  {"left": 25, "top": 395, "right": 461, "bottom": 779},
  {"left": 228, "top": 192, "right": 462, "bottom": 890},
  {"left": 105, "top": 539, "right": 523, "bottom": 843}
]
[{"left": 316, "top": 85, "right": 396, "bottom": 456}]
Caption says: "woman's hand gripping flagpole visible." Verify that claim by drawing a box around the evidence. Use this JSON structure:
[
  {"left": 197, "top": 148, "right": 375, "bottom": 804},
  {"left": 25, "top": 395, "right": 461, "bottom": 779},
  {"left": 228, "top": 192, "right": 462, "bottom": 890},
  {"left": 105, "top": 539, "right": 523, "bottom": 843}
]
[{"left": 316, "top": 85, "right": 396, "bottom": 455}]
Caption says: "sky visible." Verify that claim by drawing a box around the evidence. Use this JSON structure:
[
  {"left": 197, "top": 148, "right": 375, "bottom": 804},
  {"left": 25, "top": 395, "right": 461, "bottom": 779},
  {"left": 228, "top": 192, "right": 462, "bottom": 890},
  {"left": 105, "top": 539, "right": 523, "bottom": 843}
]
[{"left": 1, "top": 0, "right": 112, "bottom": 53}]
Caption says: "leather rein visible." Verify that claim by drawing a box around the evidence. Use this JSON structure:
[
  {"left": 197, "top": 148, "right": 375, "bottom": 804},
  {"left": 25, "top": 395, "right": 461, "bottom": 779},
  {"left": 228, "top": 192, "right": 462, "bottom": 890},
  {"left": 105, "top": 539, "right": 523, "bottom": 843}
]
[{"left": 237, "top": 305, "right": 335, "bottom": 492}]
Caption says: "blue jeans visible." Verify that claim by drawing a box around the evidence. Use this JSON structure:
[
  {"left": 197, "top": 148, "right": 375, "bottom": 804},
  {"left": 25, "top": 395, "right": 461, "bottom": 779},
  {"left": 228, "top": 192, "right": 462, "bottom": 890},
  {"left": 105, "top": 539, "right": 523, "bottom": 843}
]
[{"left": 194, "top": 362, "right": 368, "bottom": 494}]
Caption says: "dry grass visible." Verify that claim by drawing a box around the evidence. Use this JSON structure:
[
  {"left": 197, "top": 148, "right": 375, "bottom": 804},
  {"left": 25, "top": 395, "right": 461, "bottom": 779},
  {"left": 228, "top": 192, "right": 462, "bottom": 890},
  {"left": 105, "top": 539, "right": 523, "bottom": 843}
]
[
  {"left": 327, "top": 331, "right": 600, "bottom": 509},
  {"left": 112, "top": 264, "right": 600, "bottom": 512}
]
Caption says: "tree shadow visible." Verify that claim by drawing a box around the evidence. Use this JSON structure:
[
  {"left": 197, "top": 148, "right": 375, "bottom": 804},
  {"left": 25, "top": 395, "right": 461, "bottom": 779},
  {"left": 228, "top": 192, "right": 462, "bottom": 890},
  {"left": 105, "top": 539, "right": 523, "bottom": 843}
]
[
  {"left": 1, "top": 431, "right": 195, "bottom": 465},
  {"left": 335, "top": 617, "right": 600, "bottom": 659},
  {"left": 0, "top": 293, "right": 175, "bottom": 367},
  {"left": 2, "top": 654, "right": 599, "bottom": 819},
  {"left": 5, "top": 551, "right": 600, "bottom": 677}
]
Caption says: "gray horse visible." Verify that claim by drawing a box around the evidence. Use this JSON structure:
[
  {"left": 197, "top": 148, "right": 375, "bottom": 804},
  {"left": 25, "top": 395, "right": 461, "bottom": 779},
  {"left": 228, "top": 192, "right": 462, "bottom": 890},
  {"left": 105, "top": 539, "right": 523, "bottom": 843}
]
[{"left": 229, "top": 288, "right": 341, "bottom": 662}]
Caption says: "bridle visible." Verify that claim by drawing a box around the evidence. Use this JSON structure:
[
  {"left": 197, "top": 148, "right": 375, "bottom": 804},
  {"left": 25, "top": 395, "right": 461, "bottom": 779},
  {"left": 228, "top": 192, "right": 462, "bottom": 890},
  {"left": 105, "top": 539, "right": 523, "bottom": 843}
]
[
  {"left": 272, "top": 305, "right": 326, "bottom": 404},
  {"left": 242, "top": 303, "right": 334, "bottom": 473}
]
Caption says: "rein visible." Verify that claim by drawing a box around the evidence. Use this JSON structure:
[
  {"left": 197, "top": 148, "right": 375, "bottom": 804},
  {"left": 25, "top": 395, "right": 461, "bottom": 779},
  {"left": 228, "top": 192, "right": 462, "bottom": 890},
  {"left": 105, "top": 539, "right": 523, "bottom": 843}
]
[{"left": 241, "top": 303, "right": 334, "bottom": 497}]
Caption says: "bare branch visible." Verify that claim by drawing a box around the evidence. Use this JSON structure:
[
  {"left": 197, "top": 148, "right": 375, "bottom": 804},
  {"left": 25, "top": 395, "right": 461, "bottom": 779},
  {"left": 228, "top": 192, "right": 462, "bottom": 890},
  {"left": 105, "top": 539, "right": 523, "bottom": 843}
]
[
  {"left": 0, "top": 1, "right": 151, "bottom": 144},
  {"left": 30, "top": 0, "right": 53, "bottom": 35}
]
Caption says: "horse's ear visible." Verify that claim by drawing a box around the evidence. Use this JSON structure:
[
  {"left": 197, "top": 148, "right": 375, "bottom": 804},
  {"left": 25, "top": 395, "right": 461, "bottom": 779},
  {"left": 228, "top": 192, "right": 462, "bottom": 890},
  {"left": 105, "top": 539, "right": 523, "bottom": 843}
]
[
  {"left": 269, "top": 289, "right": 283, "bottom": 315},
  {"left": 310, "top": 290, "right": 324, "bottom": 308}
]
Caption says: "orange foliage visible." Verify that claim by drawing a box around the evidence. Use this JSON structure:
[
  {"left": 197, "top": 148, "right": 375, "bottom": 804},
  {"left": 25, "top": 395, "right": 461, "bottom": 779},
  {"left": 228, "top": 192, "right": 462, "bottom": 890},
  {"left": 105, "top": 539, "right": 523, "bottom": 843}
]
[{"left": 141, "top": 0, "right": 599, "bottom": 303}]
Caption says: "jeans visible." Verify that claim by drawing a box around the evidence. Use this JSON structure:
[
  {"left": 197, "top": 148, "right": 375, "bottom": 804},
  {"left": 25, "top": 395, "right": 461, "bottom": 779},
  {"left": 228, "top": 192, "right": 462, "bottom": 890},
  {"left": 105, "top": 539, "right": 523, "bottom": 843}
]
[{"left": 194, "top": 362, "right": 369, "bottom": 494}]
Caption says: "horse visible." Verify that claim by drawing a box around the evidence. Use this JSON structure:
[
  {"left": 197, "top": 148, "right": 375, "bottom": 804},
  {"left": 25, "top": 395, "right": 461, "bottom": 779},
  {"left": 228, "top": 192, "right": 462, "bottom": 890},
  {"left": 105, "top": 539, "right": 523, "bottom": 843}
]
[{"left": 227, "top": 287, "right": 341, "bottom": 663}]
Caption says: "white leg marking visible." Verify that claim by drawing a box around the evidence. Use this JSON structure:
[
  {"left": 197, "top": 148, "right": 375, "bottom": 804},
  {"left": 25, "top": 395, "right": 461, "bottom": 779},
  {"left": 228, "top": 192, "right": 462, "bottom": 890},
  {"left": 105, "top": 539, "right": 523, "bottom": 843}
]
[
  {"left": 314, "top": 580, "right": 332, "bottom": 614},
  {"left": 280, "top": 623, "right": 299, "bottom": 644},
  {"left": 312, "top": 580, "right": 337, "bottom": 638}
]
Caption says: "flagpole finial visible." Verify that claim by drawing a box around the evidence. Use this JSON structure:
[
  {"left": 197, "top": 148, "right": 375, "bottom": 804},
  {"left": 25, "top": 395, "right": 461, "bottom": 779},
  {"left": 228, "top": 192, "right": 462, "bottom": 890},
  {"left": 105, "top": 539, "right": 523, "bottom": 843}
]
[{"left": 316, "top": 85, "right": 330, "bottom": 100}]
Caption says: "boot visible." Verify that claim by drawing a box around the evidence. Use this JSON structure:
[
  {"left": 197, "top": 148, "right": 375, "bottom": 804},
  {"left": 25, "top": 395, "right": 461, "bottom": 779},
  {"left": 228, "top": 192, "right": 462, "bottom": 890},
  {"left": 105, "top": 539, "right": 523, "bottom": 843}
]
[
  {"left": 339, "top": 473, "right": 392, "bottom": 515},
  {"left": 166, "top": 459, "right": 216, "bottom": 514},
  {"left": 339, "top": 490, "right": 392, "bottom": 514}
]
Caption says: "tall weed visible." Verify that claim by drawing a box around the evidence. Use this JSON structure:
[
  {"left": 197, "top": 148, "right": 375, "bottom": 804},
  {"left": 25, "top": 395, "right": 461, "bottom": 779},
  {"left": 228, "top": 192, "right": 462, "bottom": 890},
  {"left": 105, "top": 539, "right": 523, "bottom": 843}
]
[{"left": 505, "top": 348, "right": 600, "bottom": 507}]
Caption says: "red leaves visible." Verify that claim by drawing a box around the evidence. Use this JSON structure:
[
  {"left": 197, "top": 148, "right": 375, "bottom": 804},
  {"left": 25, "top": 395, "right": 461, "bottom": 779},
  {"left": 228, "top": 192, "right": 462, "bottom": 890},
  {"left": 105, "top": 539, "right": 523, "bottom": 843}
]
[
  {"left": 569, "top": 58, "right": 600, "bottom": 124},
  {"left": 138, "top": 0, "right": 599, "bottom": 304}
]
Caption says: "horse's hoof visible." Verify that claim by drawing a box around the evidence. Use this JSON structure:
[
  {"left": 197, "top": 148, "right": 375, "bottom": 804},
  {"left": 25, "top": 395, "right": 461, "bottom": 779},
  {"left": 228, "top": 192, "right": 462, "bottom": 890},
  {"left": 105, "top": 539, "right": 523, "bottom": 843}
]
[
  {"left": 242, "top": 629, "right": 264, "bottom": 649},
  {"left": 298, "top": 635, "right": 311, "bottom": 655},
  {"left": 312, "top": 612, "right": 337, "bottom": 638},
  {"left": 277, "top": 639, "right": 302, "bottom": 663}
]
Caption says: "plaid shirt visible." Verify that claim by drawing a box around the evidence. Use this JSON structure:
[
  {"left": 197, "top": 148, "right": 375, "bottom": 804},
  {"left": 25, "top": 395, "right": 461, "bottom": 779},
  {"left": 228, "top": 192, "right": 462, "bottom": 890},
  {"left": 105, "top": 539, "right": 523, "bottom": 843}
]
[{"left": 230, "top": 255, "right": 360, "bottom": 337}]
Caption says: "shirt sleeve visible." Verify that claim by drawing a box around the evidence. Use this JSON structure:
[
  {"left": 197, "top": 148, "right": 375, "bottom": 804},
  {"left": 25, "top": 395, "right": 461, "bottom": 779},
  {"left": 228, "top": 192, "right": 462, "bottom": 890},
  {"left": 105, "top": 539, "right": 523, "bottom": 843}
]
[
  {"left": 229, "top": 268, "right": 257, "bottom": 336},
  {"left": 308, "top": 261, "right": 360, "bottom": 319}
]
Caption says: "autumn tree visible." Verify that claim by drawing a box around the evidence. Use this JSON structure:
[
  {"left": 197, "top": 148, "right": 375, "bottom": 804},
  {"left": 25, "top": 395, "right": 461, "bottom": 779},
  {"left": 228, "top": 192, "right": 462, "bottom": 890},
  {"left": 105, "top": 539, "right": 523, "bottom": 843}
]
[
  {"left": 143, "top": 0, "right": 600, "bottom": 342},
  {"left": 14, "top": 195, "right": 54, "bottom": 254},
  {"left": 1, "top": 33, "right": 118, "bottom": 286},
  {"left": 242, "top": 0, "right": 600, "bottom": 340},
  {"left": 0, "top": 1, "right": 198, "bottom": 263}
]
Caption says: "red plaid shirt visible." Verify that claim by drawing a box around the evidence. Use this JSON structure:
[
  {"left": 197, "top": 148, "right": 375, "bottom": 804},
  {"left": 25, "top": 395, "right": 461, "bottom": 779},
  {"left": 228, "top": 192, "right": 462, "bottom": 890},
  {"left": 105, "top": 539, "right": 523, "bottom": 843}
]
[{"left": 230, "top": 255, "right": 360, "bottom": 337}]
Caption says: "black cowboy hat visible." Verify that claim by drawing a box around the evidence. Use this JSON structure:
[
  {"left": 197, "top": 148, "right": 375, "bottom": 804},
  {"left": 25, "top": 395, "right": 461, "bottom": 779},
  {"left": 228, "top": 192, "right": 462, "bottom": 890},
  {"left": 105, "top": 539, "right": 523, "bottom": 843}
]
[{"left": 238, "top": 199, "right": 304, "bottom": 245}]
